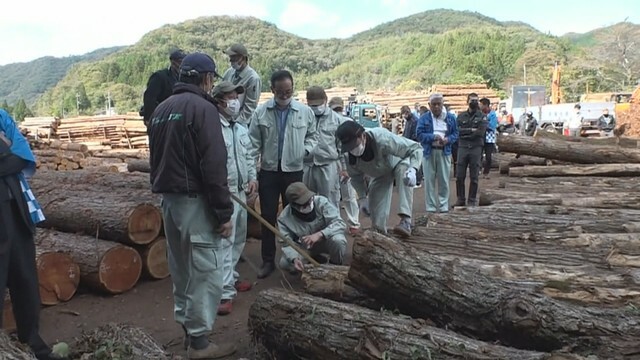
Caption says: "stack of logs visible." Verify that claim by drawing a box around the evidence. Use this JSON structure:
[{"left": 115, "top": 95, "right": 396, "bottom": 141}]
[
  {"left": 33, "top": 140, "right": 149, "bottom": 173},
  {"left": 3, "top": 171, "right": 168, "bottom": 332},
  {"left": 248, "top": 131, "right": 640, "bottom": 359}
]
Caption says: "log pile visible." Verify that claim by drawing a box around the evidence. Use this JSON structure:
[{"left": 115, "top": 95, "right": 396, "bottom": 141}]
[
  {"left": 33, "top": 145, "right": 149, "bottom": 172},
  {"left": 429, "top": 84, "right": 500, "bottom": 114}
]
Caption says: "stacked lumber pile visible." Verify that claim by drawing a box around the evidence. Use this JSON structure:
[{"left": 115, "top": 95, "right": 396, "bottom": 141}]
[
  {"left": 3, "top": 171, "right": 167, "bottom": 332},
  {"left": 21, "top": 115, "right": 148, "bottom": 152},
  {"left": 249, "top": 133, "right": 640, "bottom": 359},
  {"left": 33, "top": 142, "right": 149, "bottom": 173},
  {"left": 429, "top": 83, "right": 500, "bottom": 114},
  {"left": 360, "top": 89, "right": 431, "bottom": 115}
]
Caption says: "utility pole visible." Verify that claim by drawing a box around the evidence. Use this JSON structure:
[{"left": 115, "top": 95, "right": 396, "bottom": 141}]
[
  {"left": 523, "top": 63, "right": 527, "bottom": 85},
  {"left": 76, "top": 93, "right": 80, "bottom": 115}
]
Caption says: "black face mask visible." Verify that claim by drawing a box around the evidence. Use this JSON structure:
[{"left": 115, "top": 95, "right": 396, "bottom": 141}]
[
  {"left": 292, "top": 208, "right": 317, "bottom": 222},
  {"left": 469, "top": 101, "right": 479, "bottom": 111}
]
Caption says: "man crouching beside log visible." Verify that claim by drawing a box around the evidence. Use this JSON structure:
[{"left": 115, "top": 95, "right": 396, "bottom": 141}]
[
  {"left": 148, "top": 53, "right": 236, "bottom": 359},
  {"left": 0, "top": 110, "right": 65, "bottom": 360},
  {"left": 277, "top": 182, "right": 347, "bottom": 273}
]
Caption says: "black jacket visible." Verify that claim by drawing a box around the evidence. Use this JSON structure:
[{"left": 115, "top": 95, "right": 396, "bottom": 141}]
[
  {"left": 456, "top": 109, "right": 488, "bottom": 147},
  {"left": 403, "top": 113, "right": 419, "bottom": 142},
  {"left": 143, "top": 68, "right": 179, "bottom": 124},
  {"left": 148, "top": 83, "right": 233, "bottom": 225}
]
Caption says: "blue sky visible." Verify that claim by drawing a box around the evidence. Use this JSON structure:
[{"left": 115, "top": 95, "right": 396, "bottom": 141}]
[{"left": 1, "top": 0, "right": 637, "bottom": 65}]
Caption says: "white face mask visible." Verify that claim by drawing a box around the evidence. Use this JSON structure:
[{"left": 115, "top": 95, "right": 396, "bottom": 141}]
[
  {"left": 231, "top": 62, "right": 242, "bottom": 71},
  {"left": 296, "top": 198, "right": 315, "bottom": 214},
  {"left": 350, "top": 142, "right": 365, "bottom": 157},
  {"left": 275, "top": 97, "right": 292, "bottom": 107},
  {"left": 225, "top": 99, "right": 241, "bottom": 116},
  {"left": 311, "top": 104, "right": 326, "bottom": 116}
]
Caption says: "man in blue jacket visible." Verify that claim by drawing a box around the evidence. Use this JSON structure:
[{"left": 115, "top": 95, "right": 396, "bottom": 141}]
[{"left": 417, "top": 94, "right": 459, "bottom": 213}]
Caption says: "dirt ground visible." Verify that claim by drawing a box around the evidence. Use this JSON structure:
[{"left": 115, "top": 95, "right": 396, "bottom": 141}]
[{"left": 38, "top": 171, "right": 501, "bottom": 359}]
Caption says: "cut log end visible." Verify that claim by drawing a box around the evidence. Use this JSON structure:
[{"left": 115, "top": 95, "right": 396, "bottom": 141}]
[
  {"left": 36, "top": 252, "right": 80, "bottom": 305},
  {"left": 95, "top": 246, "right": 142, "bottom": 294},
  {"left": 141, "top": 237, "right": 169, "bottom": 280},
  {"left": 127, "top": 204, "right": 162, "bottom": 245}
]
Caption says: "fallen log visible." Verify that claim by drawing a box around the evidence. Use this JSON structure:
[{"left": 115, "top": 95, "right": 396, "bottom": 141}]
[
  {"left": 49, "top": 140, "right": 88, "bottom": 154},
  {"left": 72, "top": 323, "right": 170, "bottom": 359},
  {"left": 498, "top": 155, "right": 550, "bottom": 174},
  {"left": 249, "top": 289, "right": 575, "bottom": 360},
  {"left": 498, "top": 176, "right": 640, "bottom": 192},
  {"left": 0, "top": 331, "right": 35, "bottom": 359},
  {"left": 138, "top": 237, "right": 169, "bottom": 280},
  {"left": 535, "top": 130, "right": 640, "bottom": 148},
  {"left": 2, "top": 295, "right": 16, "bottom": 332},
  {"left": 300, "top": 265, "right": 379, "bottom": 308},
  {"left": 35, "top": 249, "right": 80, "bottom": 305},
  {"left": 77, "top": 157, "right": 123, "bottom": 170},
  {"left": 37, "top": 189, "right": 162, "bottom": 245},
  {"left": 509, "top": 163, "right": 640, "bottom": 177},
  {"left": 480, "top": 189, "right": 640, "bottom": 209},
  {"left": 496, "top": 134, "right": 640, "bottom": 164},
  {"left": 30, "top": 169, "right": 151, "bottom": 190},
  {"left": 126, "top": 159, "right": 150, "bottom": 173},
  {"left": 35, "top": 230, "right": 141, "bottom": 294},
  {"left": 348, "top": 231, "right": 640, "bottom": 357},
  {"left": 33, "top": 149, "right": 86, "bottom": 162}
]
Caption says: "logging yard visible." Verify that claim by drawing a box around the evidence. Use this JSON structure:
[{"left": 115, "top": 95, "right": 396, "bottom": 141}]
[{"left": 4, "top": 100, "right": 640, "bottom": 359}]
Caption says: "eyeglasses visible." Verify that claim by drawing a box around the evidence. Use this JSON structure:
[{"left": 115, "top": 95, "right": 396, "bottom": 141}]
[{"left": 273, "top": 89, "right": 293, "bottom": 97}]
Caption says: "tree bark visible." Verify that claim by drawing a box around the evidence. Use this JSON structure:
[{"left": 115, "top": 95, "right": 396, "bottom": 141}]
[
  {"left": 73, "top": 323, "right": 170, "bottom": 359},
  {"left": 300, "top": 265, "right": 379, "bottom": 308},
  {"left": 2, "top": 295, "right": 16, "bottom": 332},
  {"left": 35, "top": 230, "right": 141, "bottom": 294},
  {"left": 535, "top": 130, "right": 640, "bottom": 148},
  {"left": 138, "top": 237, "right": 169, "bottom": 280},
  {"left": 35, "top": 249, "right": 80, "bottom": 305},
  {"left": 497, "top": 176, "right": 640, "bottom": 193},
  {"left": 509, "top": 163, "right": 640, "bottom": 177},
  {"left": 49, "top": 140, "right": 88, "bottom": 154},
  {"left": 33, "top": 149, "right": 86, "bottom": 162},
  {"left": 496, "top": 134, "right": 640, "bottom": 164},
  {"left": 248, "top": 289, "right": 576, "bottom": 360},
  {"left": 479, "top": 189, "right": 640, "bottom": 209},
  {"left": 30, "top": 170, "right": 151, "bottom": 191},
  {"left": 126, "top": 159, "right": 150, "bottom": 173},
  {"left": 498, "top": 154, "right": 551, "bottom": 174},
  {"left": 77, "top": 157, "right": 123, "bottom": 169},
  {"left": 36, "top": 189, "right": 162, "bottom": 245},
  {"left": 348, "top": 231, "right": 640, "bottom": 357}
]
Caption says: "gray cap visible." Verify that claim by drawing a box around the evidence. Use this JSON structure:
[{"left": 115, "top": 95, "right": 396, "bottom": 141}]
[
  {"left": 212, "top": 81, "right": 245, "bottom": 98},
  {"left": 224, "top": 44, "right": 248, "bottom": 57},
  {"left": 328, "top": 97, "right": 344, "bottom": 110},
  {"left": 285, "top": 182, "right": 314, "bottom": 206}
]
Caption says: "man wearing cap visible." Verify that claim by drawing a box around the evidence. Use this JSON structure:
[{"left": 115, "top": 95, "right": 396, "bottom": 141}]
[
  {"left": 277, "top": 182, "right": 347, "bottom": 273},
  {"left": 417, "top": 93, "right": 458, "bottom": 213},
  {"left": 210, "top": 81, "right": 258, "bottom": 316},
  {"left": 329, "top": 97, "right": 360, "bottom": 234},
  {"left": 222, "top": 44, "right": 262, "bottom": 127},
  {"left": 248, "top": 70, "right": 317, "bottom": 279},
  {"left": 336, "top": 121, "right": 422, "bottom": 237},
  {"left": 303, "top": 86, "right": 345, "bottom": 210},
  {"left": 142, "top": 49, "right": 185, "bottom": 127},
  {"left": 148, "top": 52, "right": 236, "bottom": 359}
]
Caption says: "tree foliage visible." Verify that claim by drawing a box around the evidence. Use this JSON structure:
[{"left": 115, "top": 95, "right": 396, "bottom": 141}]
[
  {"left": 12, "top": 99, "right": 33, "bottom": 122},
  {"left": 2, "top": 11, "right": 637, "bottom": 116}
]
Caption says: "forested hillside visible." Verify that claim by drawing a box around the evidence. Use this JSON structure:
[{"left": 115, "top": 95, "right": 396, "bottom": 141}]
[{"left": 2, "top": 9, "right": 637, "bottom": 117}]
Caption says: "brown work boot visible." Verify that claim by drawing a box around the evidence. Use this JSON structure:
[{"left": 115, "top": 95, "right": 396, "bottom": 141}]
[
  {"left": 217, "top": 299, "right": 232, "bottom": 316},
  {"left": 188, "top": 342, "right": 237, "bottom": 359}
]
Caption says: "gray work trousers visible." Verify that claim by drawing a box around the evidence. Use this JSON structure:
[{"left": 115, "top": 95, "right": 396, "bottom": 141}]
[
  {"left": 222, "top": 191, "right": 247, "bottom": 301},
  {"left": 369, "top": 165, "right": 414, "bottom": 233},
  {"left": 162, "top": 193, "right": 225, "bottom": 338},
  {"left": 423, "top": 150, "right": 451, "bottom": 213},
  {"left": 456, "top": 145, "right": 482, "bottom": 204},
  {"left": 303, "top": 162, "right": 340, "bottom": 209},
  {"left": 278, "top": 233, "right": 348, "bottom": 272},
  {"left": 340, "top": 180, "right": 360, "bottom": 228}
]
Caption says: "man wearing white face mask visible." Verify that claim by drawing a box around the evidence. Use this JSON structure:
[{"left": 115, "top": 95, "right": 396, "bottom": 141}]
[
  {"left": 277, "top": 182, "right": 347, "bottom": 273},
  {"left": 336, "top": 121, "right": 422, "bottom": 237},
  {"left": 222, "top": 44, "right": 262, "bottom": 127},
  {"left": 303, "top": 86, "right": 346, "bottom": 210},
  {"left": 210, "top": 81, "right": 258, "bottom": 316},
  {"left": 249, "top": 70, "right": 317, "bottom": 279}
]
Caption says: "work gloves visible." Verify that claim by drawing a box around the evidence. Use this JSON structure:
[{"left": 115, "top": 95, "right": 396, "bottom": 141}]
[{"left": 403, "top": 167, "right": 417, "bottom": 187}]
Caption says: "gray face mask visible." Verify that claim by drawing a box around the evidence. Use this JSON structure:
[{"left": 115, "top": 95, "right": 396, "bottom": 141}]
[
  {"left": 231, "top": 62, "right": 242, "bottom": 71},
  {"left": 311, "top": 105, "right": 326, "bottom": 116}
]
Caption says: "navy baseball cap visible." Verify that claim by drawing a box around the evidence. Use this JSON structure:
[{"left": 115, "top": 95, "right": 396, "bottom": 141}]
[
  {"left": 180, "top": 52, "right": 221, "bottom": 78},
  {"left": 169, "top": 49, "right": 186, "bottom": 60},
  {"left": 336, "top": 121, "right": 365, "bottom": 153}
]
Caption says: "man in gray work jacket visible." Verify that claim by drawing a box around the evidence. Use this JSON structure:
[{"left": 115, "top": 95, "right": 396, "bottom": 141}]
[{"left": 221, "top": 44, "right": 262, "bottom": 127}]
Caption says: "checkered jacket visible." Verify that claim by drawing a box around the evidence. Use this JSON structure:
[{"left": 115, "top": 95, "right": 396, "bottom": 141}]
[
  {"left": 485, "top": 130, "right": 496, "bottom": 144},
  {"left": 18, "top": 174, "right": 46, "bottom": 224}
]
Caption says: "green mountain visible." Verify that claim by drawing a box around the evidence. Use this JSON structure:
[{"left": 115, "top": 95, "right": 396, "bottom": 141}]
[
  {"left": 0, "top": 47, "right": 123, "bottom": 107},
  {"left": 20, "top": 10, "right": 640, "bottom": 116}
]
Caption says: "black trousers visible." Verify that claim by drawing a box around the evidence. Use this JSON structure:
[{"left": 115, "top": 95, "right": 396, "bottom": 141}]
[
  {"left": 452, "top": 142, "right": 459, "bottom": 177},
  {"left": 456, "top": 145, "right": 482, "bottom": 203},
  {"left": 483, "top": 143, "right": 495, "bottom": 175},
  {"left": 0, "top": 199, "right": 50, "bottom": 358},
  {"left": 257, "top": 169, "right": 303, "bottom": 263}
]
